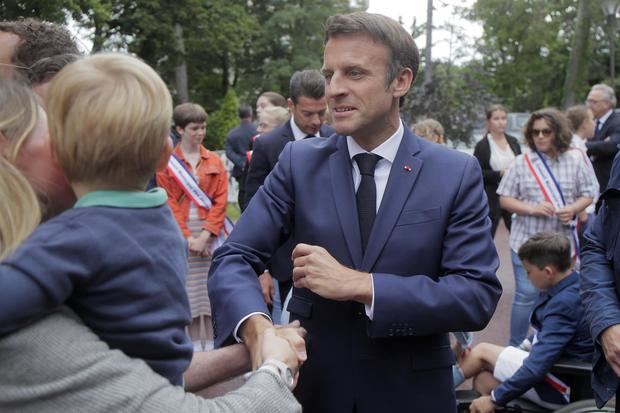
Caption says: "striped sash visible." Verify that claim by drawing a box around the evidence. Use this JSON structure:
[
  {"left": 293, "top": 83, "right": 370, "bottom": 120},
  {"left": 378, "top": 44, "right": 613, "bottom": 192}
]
[{"left": 524, "top": 151, "right": 580, "bottom": 262}]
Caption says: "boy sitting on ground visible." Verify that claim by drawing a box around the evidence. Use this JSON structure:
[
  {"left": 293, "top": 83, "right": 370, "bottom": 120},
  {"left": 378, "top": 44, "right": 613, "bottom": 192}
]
[
  {"left": 454, "top": 232, "right": 593, "bottom": 413},
  {"left": 0, "top": 53, "right": 191, "bottom": 385}
]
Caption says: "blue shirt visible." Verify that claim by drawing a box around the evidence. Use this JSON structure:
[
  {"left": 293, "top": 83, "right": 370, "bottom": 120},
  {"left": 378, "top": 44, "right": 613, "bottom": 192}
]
[{"left": 0, "top": 189, "right": 192, "bottom": 385}]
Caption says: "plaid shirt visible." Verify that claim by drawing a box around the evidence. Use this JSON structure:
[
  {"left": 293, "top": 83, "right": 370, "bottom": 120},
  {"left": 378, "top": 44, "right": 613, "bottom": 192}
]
[{"left": 497, "top": 150, "right": 597, "bottom": 252}]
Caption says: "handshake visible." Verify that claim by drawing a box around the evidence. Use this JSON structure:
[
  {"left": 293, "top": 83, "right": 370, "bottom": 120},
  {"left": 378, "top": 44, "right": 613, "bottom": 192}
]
[{"left": 248, "top": 318, "right": 308, "bottom": 390}]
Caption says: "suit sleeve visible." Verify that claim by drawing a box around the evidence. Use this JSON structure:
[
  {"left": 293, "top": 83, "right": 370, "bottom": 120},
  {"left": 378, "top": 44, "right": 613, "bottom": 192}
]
[
  {"left": 587, "top": 120, "right": 620, "bottom": 158},
  {"left": 580, "top": 201, "right": 620, "bottom": 343},
  {"left": 369, "top": 156, "right": 501, "bottom": 337},
  {"left": 242, "top": 137, "right": 271, "bottom": 210},
  {"left": 209, "top": 143, "right": 296, "bottom": 346}
]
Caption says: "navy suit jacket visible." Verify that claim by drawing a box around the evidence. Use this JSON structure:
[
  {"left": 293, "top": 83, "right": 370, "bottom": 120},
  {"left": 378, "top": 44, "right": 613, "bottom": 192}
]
[
  {"left": 242, "top": 120, "right": 334, "bottom": 282},
  {"left": 581, "top": 152, "right": 620, "bottom": 408},
  {"left": 225, "top": 120, "right": 256, "bottom": 179},
  {"left": 587, "top": 111, "right": 620, "bottom": 191},
  {"left": 209, "top": 127, "right": 501, "bottom": 412}
]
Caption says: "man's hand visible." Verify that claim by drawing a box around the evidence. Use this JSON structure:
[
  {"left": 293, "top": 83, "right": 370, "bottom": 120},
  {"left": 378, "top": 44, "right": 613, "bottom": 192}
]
[
  {"left": 241, "top": 315, "right": 307, "bottom": 370},
  {"left": 601, "top": 324, "right": 620, "bottom": 376},
  {"left": 529, "top": 201, "right": 555, "bottom": 217},
  {"left": 261, "top": 322, "right": 307, "bottom": 388},
  {"left": 469, "top": 396, "right": 496, "bottom": 413},
  {"left": 258, "top": 271, "right": 275, "bottom": 306},
  {"left": 292, "top": 243, "right": 372, "bottom": 304}
]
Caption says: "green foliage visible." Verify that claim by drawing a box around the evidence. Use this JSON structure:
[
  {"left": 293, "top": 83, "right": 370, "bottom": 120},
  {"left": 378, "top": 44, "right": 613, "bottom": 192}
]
[
  {"left": 404, "top": 61, "right": 496, "bottom": 146},
  {"left": 469, "top": 0, "right": 613, "bottom": 111},
  {"left": 206, "top": 88, "right": 239, "bottom": 150}
]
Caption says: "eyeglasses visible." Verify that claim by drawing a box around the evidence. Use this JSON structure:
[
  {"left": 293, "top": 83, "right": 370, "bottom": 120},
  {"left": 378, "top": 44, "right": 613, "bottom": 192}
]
[{"left": 531, "top": 128, "right": 553, "bottom": 137}]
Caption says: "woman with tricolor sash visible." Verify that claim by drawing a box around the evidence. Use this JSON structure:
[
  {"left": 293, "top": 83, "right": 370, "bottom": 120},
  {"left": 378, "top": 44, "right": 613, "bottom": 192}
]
[
  {"left": 497, "top": 108, "right": 597, "bottom": 347},
  {"left": 157, "top": 103, "right": 228, "bottom": 352}
]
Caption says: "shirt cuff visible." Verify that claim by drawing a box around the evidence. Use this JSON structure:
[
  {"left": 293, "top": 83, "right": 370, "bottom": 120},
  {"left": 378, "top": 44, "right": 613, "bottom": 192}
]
[
  {"left": 364, "top": 273, "right": 375, "bottom": 320},
  {"left": 233, "top": 312, "right": 272, "bottom": 342}
]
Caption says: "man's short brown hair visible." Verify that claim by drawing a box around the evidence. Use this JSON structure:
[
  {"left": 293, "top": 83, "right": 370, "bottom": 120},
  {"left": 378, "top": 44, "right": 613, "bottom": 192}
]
[{"left": 0, "top": 18, "right": 79, "bottom": 84}]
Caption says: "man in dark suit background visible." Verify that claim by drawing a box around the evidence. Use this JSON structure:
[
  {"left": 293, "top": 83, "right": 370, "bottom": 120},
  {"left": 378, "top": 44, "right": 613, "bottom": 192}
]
[
  {"left": 586, "top": 83, "right": 620, "bottom": 191},
  {"left": 209, "top": 12, "right": 501, "bottom": 412},
  {"left": 225, "top": 104, "right": 256, "bottom": 186},
  {"left": 242, "top": 69, "right": 334, "bottom": 310}
]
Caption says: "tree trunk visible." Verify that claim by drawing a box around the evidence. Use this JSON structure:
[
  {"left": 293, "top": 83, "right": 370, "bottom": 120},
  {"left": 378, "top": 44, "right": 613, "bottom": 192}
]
[
  {"left": 174, "top": 23, "right": 189, "bottom": 103},
  {"left": 561, "top": 0, "right": 591, "bottom": 109},
  {"left": 424, "top": 0, "right": 433, "bottom": 85}
]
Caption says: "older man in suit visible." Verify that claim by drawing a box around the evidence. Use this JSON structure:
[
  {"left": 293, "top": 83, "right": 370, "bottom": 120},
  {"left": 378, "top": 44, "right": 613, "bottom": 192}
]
[
  {"left": 586, "top": 84, "right": 620, "bottom": 191},
  {"left": 242, "top": 69, "right": 334, "bottom": 309},
  {"left": 209, "top": 12, "right": 501, "bottom": 413}
]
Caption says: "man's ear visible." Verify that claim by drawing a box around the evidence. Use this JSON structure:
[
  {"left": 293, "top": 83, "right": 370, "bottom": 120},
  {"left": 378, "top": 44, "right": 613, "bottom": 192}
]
[
  {"left": 392, "top": 68, "right": 414, "bottom": 99},
  {"left": 156, "top": 136, "right": 174, "bottom": 172},
  {"left": 287, "top": 98, "right": 295, "bottom": 113}
]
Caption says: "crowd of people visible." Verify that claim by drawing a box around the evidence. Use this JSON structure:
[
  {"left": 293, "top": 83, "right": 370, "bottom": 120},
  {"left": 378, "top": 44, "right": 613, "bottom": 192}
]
[{"left": 1, "top": 10, "right": 620, "bottom": 413}]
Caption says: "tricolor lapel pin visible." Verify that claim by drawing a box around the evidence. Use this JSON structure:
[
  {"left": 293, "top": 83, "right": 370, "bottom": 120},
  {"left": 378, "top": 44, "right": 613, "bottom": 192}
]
[{"left": 403, "top": 165, "right": 412, "bottom": 172}]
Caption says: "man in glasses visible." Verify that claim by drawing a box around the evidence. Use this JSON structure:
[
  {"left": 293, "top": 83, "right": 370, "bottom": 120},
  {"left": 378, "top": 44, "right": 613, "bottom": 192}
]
[{"left": 586, "top": 84, "right": 620, "bottom": 191}]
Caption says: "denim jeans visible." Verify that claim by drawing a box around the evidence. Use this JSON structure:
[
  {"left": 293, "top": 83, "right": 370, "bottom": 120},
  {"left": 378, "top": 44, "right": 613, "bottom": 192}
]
[{"left": 509, "top": 249, "right": 538, "bottom": 346}]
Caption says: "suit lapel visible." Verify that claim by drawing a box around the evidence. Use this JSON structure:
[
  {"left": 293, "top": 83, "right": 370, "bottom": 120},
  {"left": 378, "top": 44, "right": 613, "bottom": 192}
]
[
  {"left": 361, "top": 130, "right": 423, "bottom": 271},
  {"left": 330, "top": 136, "right": 363, "bottom": 267}
]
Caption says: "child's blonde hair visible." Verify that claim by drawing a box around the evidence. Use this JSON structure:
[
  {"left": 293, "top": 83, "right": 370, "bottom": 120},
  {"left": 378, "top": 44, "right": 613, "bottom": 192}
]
[
  {"left": 0, "top": 157, "right": 41, "bottom": 260},
  {"left": 45, "top": 53, "right": 173, "bottom": 190}
]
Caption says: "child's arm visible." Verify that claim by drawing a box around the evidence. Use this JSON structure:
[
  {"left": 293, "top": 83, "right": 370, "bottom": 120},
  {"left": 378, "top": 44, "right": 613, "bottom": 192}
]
[
  {"left": 0, "top": 219, "right": 93, "bottom": 336},
  {"left": 491, "top": 303, "right": 579, "bottom": 406}
]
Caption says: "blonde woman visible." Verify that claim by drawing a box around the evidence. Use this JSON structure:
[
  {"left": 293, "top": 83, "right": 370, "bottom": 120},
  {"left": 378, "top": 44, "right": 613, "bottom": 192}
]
[{"left": 412, "top": 118, "right": 445, "bottom": 144}]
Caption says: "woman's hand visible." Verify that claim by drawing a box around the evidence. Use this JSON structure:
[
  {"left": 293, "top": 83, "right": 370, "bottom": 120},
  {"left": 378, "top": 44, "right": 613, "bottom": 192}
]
[{"left": 188, "top": 230, "right": 212, "bottom": 256}]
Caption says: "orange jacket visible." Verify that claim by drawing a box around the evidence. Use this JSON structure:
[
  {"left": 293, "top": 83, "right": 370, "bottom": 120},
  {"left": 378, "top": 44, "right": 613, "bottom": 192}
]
[{"left": 157, "top": 145, "right": 228, "bottom": 238}]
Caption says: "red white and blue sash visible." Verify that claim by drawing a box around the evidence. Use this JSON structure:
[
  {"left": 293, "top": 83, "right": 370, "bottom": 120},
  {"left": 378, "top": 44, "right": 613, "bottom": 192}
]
[
  {"left": 524, "top": 151, "right": 580, "bottom": 262},
  {"left": 167, "top": 153, "right": 234, "bottom": 251}
]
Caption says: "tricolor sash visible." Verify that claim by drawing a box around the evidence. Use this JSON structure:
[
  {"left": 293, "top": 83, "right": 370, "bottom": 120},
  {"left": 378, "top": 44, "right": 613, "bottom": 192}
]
[
  {"left": 524, "top": 151, "right": 580, "bottom": 262},
  {"left": 167, "top": 153, "right": 234, "bottom": 252}
]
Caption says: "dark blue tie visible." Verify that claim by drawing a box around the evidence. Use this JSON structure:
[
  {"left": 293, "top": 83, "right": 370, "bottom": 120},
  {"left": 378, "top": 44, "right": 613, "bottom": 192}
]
[
  {"left": 354, "top": 153, "right": 382, "bottom": 253},
  {"left": 595, "top": 120, "right": 601, "bottom": 139}
]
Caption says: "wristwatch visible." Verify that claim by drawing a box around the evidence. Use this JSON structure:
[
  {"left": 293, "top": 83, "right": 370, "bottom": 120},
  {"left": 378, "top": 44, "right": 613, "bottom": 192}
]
[{"left": 259, "top": 358, "right": 294, "bottom": 390}]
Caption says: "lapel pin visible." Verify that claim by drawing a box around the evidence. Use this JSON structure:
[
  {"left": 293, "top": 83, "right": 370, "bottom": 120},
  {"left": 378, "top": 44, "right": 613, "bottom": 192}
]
[{"left": 403, "top": 165, "right": 412, "bottom": 172}]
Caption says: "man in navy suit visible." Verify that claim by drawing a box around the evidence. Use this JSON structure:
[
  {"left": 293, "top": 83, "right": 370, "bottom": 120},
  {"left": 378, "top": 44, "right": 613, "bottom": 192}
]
[
  {"left": 242, "top": 69, "right": 334, "bottom": 308},
  {"left": 225, "top": 104, "right": 256, "bottom": 186},
  {"left": 209, "top": 12, "right": 501, "bottom": 413},
  {"left": 586, "top": 84, "right": 620, "bottom": 191}
]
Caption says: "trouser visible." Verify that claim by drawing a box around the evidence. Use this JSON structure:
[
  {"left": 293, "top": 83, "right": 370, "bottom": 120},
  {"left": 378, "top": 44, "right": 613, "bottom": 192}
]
[{"left": 509, "top": 249, "right": 537, "bottom": 346}]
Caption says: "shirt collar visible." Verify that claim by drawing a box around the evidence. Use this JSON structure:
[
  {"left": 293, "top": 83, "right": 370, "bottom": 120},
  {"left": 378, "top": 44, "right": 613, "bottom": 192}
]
[
  {"left": 290, "top": 117, "right": 311, "bottom": 141},
  {"left": 75, "top": 188, "right": 168, "bottom": 209},
  {"left": 346, "top": 120, "right": 404, "bottom": 164},
  {"left": 598, "top": 109, "right": 613, "bottom": 125}
]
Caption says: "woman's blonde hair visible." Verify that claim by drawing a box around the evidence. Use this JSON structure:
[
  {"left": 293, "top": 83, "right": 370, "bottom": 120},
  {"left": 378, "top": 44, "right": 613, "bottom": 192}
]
[
  {"left": 412, "top": 118, "right": 445, "bottom": 144},
  {"left": 0, "top": 79, "right": 40, "bottom": 161},
  {"left": 0, "top": 157, "right": 41, "bottom": 260},
  {"left": 46, "top": 53, "right": 173, "bottom": 190}
]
